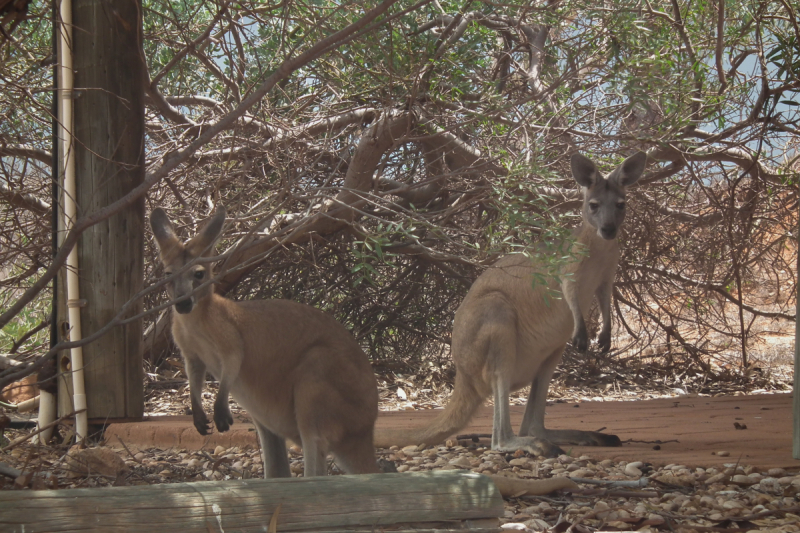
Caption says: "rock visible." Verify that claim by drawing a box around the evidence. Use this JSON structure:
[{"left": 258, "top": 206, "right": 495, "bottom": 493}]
[
  {"left": 624, "top": 463, "right": 642, "bottom": 477},
  {"left": 569, "top": 468, "right": 595, "bottom": 478},
  {"left": 654, "top": 473, "right": 695, "bottom": 487},
  {"left": 448, "top": 456, "right": 472, "bottom": 468},
  {"left": 731, "top": 474, "right": 758, "bottom": 486},
  {"left": 65, "top": 446, "right": 128, "bottom": 479},
  {"left": 509, "top": 458, "right": 532, "bottom": 469},
  {"left": 768, "top": 468, "right": 786, "bottom": 477},
  {"left": 722, "top": 500, "right": 744, "bottom": 510},
  {"left": 715, "top": 451, "right": 730, "bottom": 457},
  {"left": 524, "top": 518, "right": 551, "bottom": 530},
  {"left": 705, "top": 473, "right": 728, "bottom": 485},
  {"left": 0, "top": 374, "right": 38, "bottom": 404}
]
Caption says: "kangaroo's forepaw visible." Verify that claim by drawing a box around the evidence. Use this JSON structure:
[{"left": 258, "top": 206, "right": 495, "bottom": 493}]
[
  {"left": 496, "top": 436, "right": 564, "bottom": 458},
  {"left": 571, "top": 328, "right": 589, "bottom": 352},
  {"left": 597, "top": 330, "right": 611, "bottom": 353},
  {"left": 214, "top": 407, "right": 234, "bottom": 433},
  {"left": 193, "top": 410, "right": 213, "bottom": 435}
]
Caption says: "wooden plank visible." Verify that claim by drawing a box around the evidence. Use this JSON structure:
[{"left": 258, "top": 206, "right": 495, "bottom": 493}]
[
  {"left": 0, "top": 471, "right": 503, "bottom": 532},
  {"left": 58, "top": 0, "right": 145, "bottom": 420}
]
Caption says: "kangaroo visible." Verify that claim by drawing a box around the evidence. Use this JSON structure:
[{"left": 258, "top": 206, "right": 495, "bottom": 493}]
[
  {"left": 374, "top": 152, "right": 647, "bottom": 456},
  {"left": 150, "top": 206, "right": 380, "bottom": 477}
]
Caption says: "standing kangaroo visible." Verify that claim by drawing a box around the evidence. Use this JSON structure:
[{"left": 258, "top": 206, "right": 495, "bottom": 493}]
[
  {"left": 375, "top": 152, "right": 647, "bottom": 456},
  {"left": 150, "top": 207, "right": 380, "bottom": 477}
]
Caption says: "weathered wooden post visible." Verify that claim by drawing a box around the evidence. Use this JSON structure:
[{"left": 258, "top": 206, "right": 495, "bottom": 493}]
[{"left": 57, "top": 0, "right": 145, "bottom": 424}]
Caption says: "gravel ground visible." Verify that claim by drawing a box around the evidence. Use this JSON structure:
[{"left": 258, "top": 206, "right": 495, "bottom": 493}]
[
  {"left": 2, "top": 429, "right": 799, "bottom": 532},
  {"left": 1, "top": 356, "right": 796, "bottom": 531}
]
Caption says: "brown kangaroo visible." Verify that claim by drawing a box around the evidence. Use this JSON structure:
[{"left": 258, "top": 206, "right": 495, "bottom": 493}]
[
  {"left": 374, "top": 152, "right": 647, "bottom": 456},
  {"left": 150, "top": 206, "right": 380, "bottom": 477}
]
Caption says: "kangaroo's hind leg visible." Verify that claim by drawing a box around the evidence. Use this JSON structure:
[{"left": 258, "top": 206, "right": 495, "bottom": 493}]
[
  {"left": 484, "top": 329, "right": 563, "bottom": 457},
  {"left": 518, "top": 346, "right": 621, "bottom": 447},
  {"left": 254, "top": 422, "right": 291, "bottom": 478},
  {"left": 332, "top": 429, "right": 381, "bottom": 474}
]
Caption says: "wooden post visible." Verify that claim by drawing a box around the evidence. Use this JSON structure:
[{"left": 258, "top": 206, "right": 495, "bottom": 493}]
[
  {"left": 57, "top": 0, "right": 145, "bottom": 421},
  {"left": 0, "top": 472, "right": 504, "bottom": 532}
]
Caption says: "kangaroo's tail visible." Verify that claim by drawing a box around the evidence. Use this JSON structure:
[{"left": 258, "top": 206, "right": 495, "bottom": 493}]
[{"left": 374, "top": 375, "right": 484, "bottom": 449}]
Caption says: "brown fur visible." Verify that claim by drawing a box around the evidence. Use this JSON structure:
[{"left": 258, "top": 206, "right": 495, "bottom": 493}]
[
  {"left": 150, "top": 207, "right": 380, "bottom": 477},
  {"left": 374, "top": 152, "right": 647, "bottom": 455}
]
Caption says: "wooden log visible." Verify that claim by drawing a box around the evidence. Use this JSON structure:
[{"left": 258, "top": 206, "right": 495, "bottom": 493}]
[{"left": 0, "top": 471, "right": 503, "bottom": 532}]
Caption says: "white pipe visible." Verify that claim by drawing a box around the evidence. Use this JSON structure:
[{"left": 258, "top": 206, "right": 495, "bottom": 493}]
[
  {"left": 34, "top": 391, "right": 56, "bottom": 443},
  {"left": 19, "top": 395, "right": 41, "bottom": 414},
  {"left": 57, "top": 0, "right": 88, "bottom": 444}
]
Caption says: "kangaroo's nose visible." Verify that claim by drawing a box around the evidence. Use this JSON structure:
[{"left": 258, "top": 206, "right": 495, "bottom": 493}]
[
  {"left": 174, "top": 298, "right": 193, "bottom": 314},
  {"left": 600, "top": 225, "right": 617, "bottom": 239}
]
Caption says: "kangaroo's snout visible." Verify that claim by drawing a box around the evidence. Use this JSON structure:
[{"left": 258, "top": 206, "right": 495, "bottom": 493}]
[
  {"left": 175, "top": 298, "right": 194, "bottom": 314},
  {"left": 599, "top": 225, "right": 617, "bottom": 240}
]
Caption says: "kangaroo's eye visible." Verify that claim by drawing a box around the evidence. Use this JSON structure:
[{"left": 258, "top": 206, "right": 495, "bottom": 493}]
[
  {"left": 164, "top": 270, "right": 173, "bottom": 276},
  {"left": 194, "top": 270, "right": 205, "bottom": 280},
  {"left": 617, "top": 202, "right": 626, "bottom": 209},
  {"left": 589, "top": 202, "right": 600, "bottom": 212}
]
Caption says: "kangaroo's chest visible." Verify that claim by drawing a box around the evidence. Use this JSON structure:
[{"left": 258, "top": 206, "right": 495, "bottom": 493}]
[
  {"left": 172, "top": 319, "right": 232, "bottom": 379},
  {"left": 568, "top": 244, "right": 619, "bottom": 310}
]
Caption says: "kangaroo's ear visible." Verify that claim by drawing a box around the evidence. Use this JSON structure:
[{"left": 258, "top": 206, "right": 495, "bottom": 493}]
[
  {"left": 571, "top": 153, "right": 599, "bottom": 188},
  {"left": 150, "top": 208, "right": 181, "bottom": 254},
  {"left": 610, "top": 151, "right": 648, "bottom": 188},
  {"left": 187, "top": 206, "right": 226, "bottom": 256}
]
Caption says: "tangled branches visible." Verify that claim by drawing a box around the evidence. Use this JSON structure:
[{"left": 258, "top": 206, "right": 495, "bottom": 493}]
[{"left": 1, "top": 0, "right": 798, "bottom": 391}]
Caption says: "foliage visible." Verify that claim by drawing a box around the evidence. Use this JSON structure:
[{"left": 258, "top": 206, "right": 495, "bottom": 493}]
[{"left": 1, "top": 0, "right": 799, "bottom": 388}]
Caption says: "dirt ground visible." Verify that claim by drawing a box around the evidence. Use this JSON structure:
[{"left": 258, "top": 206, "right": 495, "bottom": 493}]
[{"left": 104, "top": 393, "right": 798, "bottom": 471}]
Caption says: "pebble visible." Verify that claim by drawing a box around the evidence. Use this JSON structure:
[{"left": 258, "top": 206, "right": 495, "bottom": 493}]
[
  {"left": 705, "top": 473, "right": 728, "bottom": 485},
  {"left": 624, "top": 463, "right": 642, "bottom": 477},
  {"left": 731, "top": 474, "right": 758, "bottom": 486},
  {"left": 448, "top": 457, "right": 472, "bottom": 468},
  {"left": 722, "top": 500, "right": 744, "bottom": 510}
]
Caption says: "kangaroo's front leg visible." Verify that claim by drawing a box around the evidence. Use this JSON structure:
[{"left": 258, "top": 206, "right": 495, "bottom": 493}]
[
  {"left": 563, "top": 276, "right": 588, "bottom": 352},
  {"left": 185, "top": 356, "right": 212, "bottom": 435},
  {"left": 212, "top": 350, "right": 243, "bottom": 433},
  {"left": 595, "top": 280, "right": 613, "bottom": 353}
]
